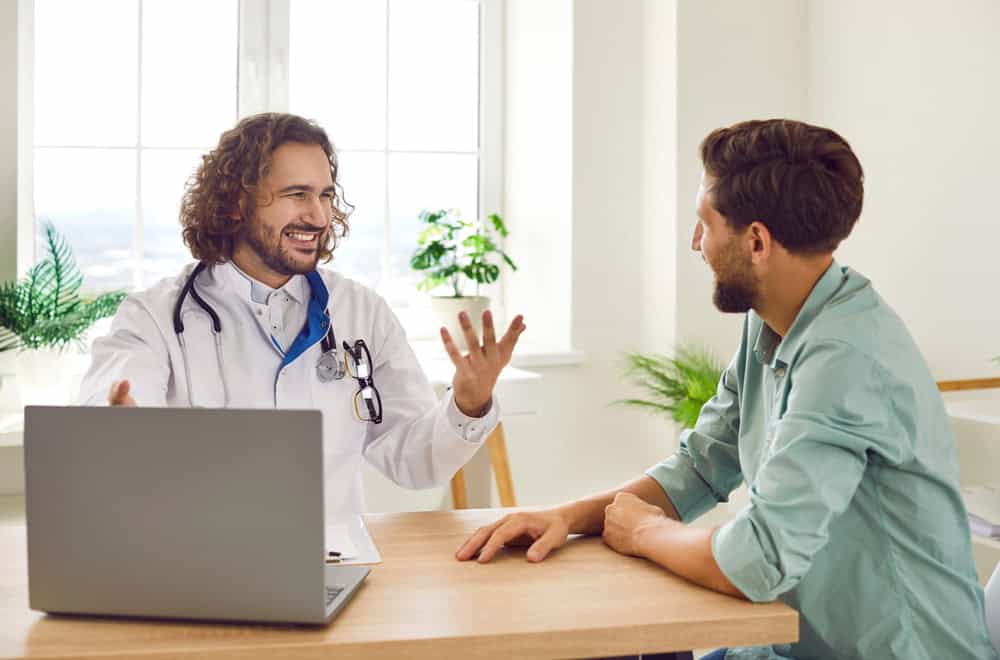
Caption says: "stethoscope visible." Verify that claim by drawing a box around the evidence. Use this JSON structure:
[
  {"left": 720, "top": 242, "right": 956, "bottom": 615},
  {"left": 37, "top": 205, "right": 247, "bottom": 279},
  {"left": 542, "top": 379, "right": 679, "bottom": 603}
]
[{"left": 172, "top": 262, "right": 347, "bottom": 406}]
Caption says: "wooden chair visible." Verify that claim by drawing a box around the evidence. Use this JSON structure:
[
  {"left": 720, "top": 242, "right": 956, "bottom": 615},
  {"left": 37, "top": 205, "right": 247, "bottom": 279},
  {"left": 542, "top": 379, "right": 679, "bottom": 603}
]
[
  {"left": 937, "top": 378, "right": 1000, "bottom": 392},
  {"left": 449, "top": 421, "right": 516, "bottom": 509}
]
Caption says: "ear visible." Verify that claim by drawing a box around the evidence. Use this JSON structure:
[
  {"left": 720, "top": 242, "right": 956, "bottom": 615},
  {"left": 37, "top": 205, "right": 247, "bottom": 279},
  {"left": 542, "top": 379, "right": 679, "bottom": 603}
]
[{"left": 747, "top": 221, "right": 772, "bottom": 264}]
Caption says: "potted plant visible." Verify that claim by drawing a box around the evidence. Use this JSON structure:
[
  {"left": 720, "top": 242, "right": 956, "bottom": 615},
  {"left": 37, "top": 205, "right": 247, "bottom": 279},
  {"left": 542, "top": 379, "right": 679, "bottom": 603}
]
[
  {"left": 410, "top": 209, "right": 517, "bottom": 349},
  {"left": 0, "top": 222, "right": 126, "bottom": 406},
  {"left": 616, "top": 346, "right": 723, "bottom": 430}
]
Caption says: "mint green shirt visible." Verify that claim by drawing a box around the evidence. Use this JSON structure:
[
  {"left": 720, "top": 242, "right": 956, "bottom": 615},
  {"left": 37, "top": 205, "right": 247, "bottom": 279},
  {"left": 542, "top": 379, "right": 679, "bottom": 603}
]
[{"left": 646, "top": 262, "right": 996, "bottom": 660}]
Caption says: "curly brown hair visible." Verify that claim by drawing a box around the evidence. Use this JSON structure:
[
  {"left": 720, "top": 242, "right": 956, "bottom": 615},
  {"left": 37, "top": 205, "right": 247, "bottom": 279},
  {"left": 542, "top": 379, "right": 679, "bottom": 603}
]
[
  {"left": 700, "top": 119, "right": 864, "bottom": 254},
  {"left": 180, "top": 113, "right": 352, "bottom": 263}
]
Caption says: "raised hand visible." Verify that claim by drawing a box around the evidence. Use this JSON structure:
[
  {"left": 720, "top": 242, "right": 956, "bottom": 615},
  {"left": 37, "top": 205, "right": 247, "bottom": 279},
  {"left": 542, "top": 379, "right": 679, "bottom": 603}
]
[
  {"left": 440, "top": 310, "right": 526, "bottom": 417},
  {"left": 107, "top": 380, "right": 137, "bottom": 407}
]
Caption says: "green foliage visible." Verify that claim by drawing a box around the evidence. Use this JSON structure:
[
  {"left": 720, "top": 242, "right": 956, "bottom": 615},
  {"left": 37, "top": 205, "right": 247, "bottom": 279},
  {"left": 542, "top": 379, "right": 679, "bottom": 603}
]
[
  {"left": 409, "top": 209, "right": 517, "bottom": 297},
  {"left": 616, "top": 347, "right": 724, "bottom": 430},
  {"left": 0, "top": 222, "right": 126, "bottom": 351}
]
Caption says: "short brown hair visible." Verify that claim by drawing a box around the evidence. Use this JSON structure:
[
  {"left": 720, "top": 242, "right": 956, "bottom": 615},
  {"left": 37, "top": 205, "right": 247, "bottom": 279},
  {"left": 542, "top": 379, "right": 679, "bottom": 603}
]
[
  {"left": 180, "top": 113, "right": 351, "bottom": 263},
  {"left": 699, "top": 119, "right": 864, "bottom": 254}
]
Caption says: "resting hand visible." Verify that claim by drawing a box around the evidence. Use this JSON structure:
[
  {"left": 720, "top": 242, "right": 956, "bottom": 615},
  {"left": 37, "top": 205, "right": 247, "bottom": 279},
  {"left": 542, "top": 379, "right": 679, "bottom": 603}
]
[
  {"left": 440, "top": 310, "right": 526, "bottom": 417},
  {"left": 455, "top": 510, "right": 569, "bottom": 563},
  {"left": 107, "top": 380, "right": 137, "bottom": 407},
  {"left": 602, "top": 492, "right": 668, "bottom": 558}
]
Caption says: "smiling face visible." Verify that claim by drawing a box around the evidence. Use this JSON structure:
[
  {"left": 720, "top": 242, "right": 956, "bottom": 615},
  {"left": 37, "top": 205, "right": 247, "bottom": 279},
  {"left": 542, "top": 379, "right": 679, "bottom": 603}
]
[
  {"left": 232, "top": 141, "right": 336, "bottom": 287},
  {"left": 693, "top": 172, "right": 759, "bottom": 313}
]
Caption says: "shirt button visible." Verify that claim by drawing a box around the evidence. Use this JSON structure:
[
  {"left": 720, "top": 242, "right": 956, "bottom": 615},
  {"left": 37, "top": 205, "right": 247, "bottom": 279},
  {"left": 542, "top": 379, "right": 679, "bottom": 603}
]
[{"left": 256, "top": 309, "right": 263, "bottom": 316}]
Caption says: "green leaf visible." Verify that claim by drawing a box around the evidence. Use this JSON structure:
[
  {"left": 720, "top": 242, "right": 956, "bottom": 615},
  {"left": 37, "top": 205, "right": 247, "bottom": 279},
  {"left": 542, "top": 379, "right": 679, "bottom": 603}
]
[
  {"left": 489, "top": 213, "right": 509, "bottom": 238},
  {"left": 0, "top": 222, "right": 126, "bottom": 350},
  {"left": 411, "top": 209, "right": 517, "bottom": 294},
  {"left": 614, "top": 347, "right": 724, "bottom": 430}
]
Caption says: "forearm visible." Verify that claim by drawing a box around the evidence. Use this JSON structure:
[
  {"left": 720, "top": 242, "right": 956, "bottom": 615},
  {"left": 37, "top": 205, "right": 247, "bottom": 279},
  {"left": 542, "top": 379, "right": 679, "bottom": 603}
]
[
  {"left": 637, "top": 519, "right": 745, "bottom": 599},
  {"left": 555, "top": 475, "right": 680, "bottom": 536}
]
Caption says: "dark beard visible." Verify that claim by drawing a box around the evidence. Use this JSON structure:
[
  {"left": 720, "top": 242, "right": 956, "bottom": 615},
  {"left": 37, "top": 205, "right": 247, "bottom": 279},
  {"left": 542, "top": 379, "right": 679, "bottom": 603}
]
[
  {"left": 243, "top": 222, "right": 321, "bottom": 276},
  {"left": 712, "top": 279, "right": 756, "bottom": 313}
]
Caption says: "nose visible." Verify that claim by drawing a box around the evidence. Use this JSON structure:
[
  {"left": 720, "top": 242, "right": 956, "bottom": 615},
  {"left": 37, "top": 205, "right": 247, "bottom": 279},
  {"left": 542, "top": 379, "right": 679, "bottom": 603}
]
[
  {"left": 306, "top": 194, "right": 329, "bottom": 227},
  {"left": 691, "top": 223, "right": 703, "bottom": 252}
]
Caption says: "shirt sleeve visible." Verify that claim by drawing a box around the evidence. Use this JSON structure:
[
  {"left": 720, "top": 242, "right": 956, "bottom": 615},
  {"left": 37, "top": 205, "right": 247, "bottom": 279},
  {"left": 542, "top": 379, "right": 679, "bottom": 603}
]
[
  {"left": 645, "top": 345, "right": 746, "bottom": 523},
  {"left": 712, "top": 339, "right": 899, "bottom": 603},
  {"left": 361, "top": 298, "right": 499, "bottom": 489},
  {"left": 445, "top": 389, "right": 500, "bottom": 443},
  {"left": 77, "top": 296, "right": 171, "bottom": 407}
]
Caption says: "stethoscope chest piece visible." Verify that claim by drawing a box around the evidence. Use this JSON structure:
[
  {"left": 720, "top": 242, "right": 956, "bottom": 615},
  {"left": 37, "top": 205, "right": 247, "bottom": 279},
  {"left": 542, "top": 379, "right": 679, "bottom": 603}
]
[{"left": 317, "top": 348, "right": 346, "bottom": 382}]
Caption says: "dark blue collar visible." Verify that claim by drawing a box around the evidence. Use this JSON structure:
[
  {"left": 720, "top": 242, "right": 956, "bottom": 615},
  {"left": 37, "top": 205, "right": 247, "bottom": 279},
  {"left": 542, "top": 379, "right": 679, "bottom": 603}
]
[{"left": 278, "top": 270, "right": 330, "bottom": 369}]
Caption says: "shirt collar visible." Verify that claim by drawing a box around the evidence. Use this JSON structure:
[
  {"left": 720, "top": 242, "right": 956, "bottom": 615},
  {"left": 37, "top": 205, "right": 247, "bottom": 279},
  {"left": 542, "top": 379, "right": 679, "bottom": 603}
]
[
  {"left": 220, "top": 261, "right": 307, "bottom": 305},
  {"left": 752, "top": 260, "right": 849, "bottom": 368}
]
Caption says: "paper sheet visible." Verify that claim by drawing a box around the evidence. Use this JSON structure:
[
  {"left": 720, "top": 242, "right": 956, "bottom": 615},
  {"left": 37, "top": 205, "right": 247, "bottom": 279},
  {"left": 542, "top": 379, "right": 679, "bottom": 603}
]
[
  {"left": 325, "top": 524, "right": 360, "bottom": 559},
  {"left": 325, "top": 516, "right": 382, "bottom": 565}
]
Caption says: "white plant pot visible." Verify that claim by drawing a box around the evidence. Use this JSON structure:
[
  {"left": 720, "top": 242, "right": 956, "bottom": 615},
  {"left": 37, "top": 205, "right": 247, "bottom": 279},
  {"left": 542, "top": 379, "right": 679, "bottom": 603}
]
[
  {"left": 0, "top": 350, "right": 18, "bottom": 410},
  {"left": 431, "top": 296, "right": 491, "bottom": 351},
  {"left": 15, "top": 347, "right": 77, "bottom": 408}
]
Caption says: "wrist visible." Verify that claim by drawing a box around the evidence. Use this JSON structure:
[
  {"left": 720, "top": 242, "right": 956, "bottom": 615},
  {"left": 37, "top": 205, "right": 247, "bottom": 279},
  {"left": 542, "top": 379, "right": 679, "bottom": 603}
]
[
  {"left": 454, "top": 394, "right": 491, "bottom": 418},
  {"left": 633, "top": 516, "right": 670, "bottom": 558}
]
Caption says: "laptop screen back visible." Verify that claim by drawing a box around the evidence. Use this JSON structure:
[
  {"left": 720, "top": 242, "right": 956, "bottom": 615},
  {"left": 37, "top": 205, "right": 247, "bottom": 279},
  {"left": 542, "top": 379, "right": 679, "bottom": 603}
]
[{"left": 24, "top": 406, "right": 326, "bottom": 623}]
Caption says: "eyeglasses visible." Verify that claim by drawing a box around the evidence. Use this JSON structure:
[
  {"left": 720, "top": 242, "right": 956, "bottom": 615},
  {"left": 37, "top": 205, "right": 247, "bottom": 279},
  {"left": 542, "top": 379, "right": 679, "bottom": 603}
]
[{"left": 342, "top": 339, "right": 382, "bottom": 424}]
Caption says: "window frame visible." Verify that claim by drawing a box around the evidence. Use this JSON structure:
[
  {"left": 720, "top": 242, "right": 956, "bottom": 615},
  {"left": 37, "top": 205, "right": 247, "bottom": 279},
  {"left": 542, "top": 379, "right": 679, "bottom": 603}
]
[{"left": 16, "top": 0, "right": 506, "bottom": 328}]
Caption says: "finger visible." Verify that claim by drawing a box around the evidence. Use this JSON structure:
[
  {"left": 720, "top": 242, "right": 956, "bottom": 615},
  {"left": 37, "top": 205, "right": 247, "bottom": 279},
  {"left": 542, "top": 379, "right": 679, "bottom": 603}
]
[
  {"left": 458, "top": 312, "right": 485, "bottom": 365},
  {"left": 496, "top": 315, "right": 526, "bottom": 357},
  {"left": 477, "top": 519, "right": 537, "bottom": 563},
  {"left": 439, "top": 327, "right": 468, "bottom": 371},
  {"left": 481, "top": 310, "right": 498, "bottom": 359},
  {"left": 456, "top": 518, "right": 506, "bottom": 561},
  {"left": 525, "top": 525, "right": 567, "bottom": 563},
  {"left": 108, "top": 380, "right": 130, "bottom": 406}
]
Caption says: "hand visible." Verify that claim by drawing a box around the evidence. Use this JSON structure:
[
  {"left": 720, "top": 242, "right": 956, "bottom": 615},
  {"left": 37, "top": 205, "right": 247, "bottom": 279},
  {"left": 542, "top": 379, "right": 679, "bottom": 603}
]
[
  {"left": 455, "top": 510, "right": 569, "bottom": 563},
  {"left": 441, "top": 310, "right": 526, "bottom": 417},
  {"left": 602, "top": 492, "right": 668, "bottom": 558},
  {"left": 108, "top": 380, "right": 137, "bottom": 407}
]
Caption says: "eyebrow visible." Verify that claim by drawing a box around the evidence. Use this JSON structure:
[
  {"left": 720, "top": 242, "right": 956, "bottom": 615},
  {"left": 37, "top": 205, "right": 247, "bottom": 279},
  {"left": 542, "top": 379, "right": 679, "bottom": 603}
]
[{"left": 278, "top": 184, "right": 336, "bottom": 195}]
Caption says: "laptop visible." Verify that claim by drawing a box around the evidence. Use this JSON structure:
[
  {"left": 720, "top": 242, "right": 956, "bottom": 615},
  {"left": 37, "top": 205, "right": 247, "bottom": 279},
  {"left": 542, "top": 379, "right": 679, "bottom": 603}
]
[{"left": 23, "top": 405, "right": 369, "bottom": 625}]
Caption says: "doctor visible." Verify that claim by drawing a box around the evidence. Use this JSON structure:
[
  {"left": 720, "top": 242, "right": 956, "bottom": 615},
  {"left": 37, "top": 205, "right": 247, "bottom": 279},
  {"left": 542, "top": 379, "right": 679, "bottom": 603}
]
[{"left": 79, "top": 112, "right": 526, "bottom": 517}]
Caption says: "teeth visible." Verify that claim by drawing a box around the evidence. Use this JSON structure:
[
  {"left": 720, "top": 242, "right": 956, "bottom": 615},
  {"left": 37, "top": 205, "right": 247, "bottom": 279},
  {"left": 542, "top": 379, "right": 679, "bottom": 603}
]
[{"left": 285, "top": 232, "right": 317, "bottom": 241}]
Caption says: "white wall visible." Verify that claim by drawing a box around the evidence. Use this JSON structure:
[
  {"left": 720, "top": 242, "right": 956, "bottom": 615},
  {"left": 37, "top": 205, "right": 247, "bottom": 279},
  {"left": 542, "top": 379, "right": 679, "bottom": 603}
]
[
  {"left": 674, "top": 0, "right": 808, "bottom": 363},
  {"left": 807, "top": 0, "right": 1000, "bottom": 380}
]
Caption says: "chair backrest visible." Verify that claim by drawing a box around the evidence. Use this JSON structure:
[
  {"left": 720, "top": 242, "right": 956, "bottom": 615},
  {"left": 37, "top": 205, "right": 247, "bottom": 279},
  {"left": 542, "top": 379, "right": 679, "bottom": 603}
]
[
  {"left": 937, "top": 378, "right": 1000, "bottom": 392},
  {"left": 939, "top": 378, "right": 1000, "bottom": 652},
  {"left": 985, "top": 564, "right": 1000, "bottom": 652}
]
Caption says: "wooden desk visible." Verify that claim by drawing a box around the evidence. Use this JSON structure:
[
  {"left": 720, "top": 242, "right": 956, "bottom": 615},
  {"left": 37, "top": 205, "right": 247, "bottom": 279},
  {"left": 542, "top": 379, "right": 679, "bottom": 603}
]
[{"left": 0, "top": 510, "right": 798, "bottom": 659}]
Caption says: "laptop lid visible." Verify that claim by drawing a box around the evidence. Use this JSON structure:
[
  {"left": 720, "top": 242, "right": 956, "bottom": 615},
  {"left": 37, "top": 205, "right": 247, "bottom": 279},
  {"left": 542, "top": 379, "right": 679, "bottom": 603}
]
[{"left": 24, "top": 406, "right": 330, "bottom": 624}]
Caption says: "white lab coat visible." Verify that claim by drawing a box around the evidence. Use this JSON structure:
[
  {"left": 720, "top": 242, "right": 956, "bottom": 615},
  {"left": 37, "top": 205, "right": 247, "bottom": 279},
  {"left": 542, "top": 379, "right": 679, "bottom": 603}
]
[{"left": 78, "top": 261, "right": 498, "bottom": 518}]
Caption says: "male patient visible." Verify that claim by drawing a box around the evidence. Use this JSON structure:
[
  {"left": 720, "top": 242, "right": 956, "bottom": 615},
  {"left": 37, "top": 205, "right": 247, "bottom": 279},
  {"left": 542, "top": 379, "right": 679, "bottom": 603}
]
[{"left": 457, "top": 119, "right": 996, "bottom": 659}]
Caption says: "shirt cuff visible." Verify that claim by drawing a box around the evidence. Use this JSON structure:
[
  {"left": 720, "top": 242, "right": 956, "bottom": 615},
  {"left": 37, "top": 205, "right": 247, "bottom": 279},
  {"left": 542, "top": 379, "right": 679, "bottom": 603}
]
[
  {"left": 644, "top": 452, "right": 722, "bottom": 523},
  {"left": 711, "top": 513, "right": 785, "bottom": 603},
  {"left": 445, "top": 390, "right": 500, "bottom": 444}
]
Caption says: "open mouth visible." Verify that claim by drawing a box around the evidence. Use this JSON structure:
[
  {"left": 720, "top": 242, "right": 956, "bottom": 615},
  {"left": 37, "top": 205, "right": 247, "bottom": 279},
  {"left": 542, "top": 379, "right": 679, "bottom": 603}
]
[{"left": 283, "top": 229, "right": 322, "bottom": 251}]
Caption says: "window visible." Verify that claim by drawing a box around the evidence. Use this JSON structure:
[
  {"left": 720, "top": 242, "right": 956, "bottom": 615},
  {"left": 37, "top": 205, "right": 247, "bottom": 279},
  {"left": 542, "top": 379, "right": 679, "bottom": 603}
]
[{"left": 23, "top": 0, "right": 501, "bottom": 329}]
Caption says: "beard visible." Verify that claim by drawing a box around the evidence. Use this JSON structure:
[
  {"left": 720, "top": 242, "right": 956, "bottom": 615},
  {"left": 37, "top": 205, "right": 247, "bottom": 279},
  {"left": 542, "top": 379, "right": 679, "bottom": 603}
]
[
  {"left": 712, "top": 278, "right": 757, "bottom": 313},
  {"left": 242, "top": 220, "right": 324, "bottom": 276},
  {"left": 709, "top": 244, "right": 758, "bottom": 313}
]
